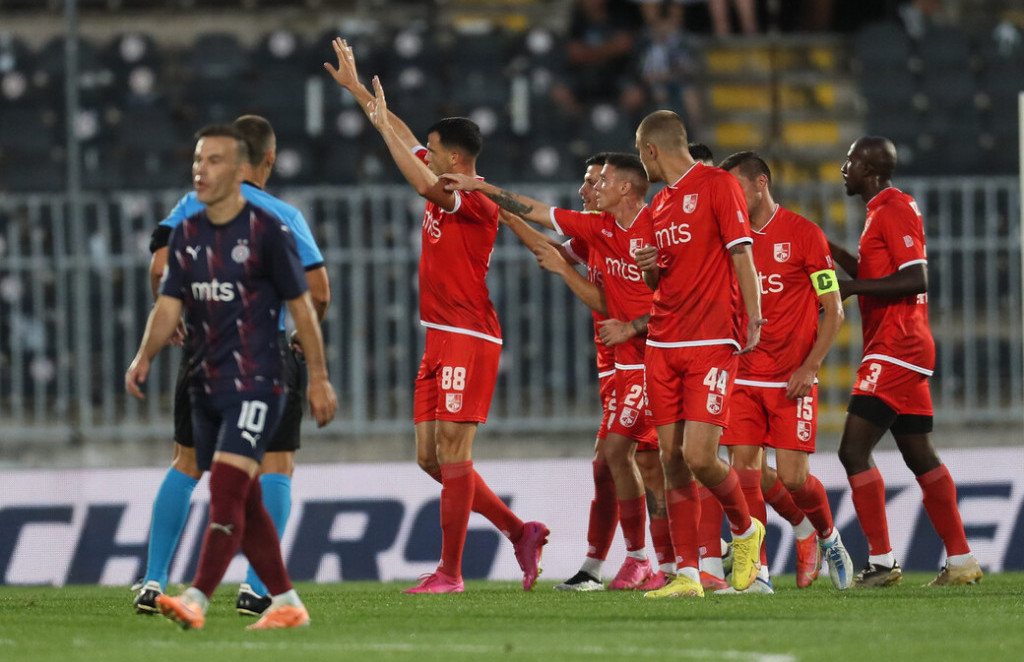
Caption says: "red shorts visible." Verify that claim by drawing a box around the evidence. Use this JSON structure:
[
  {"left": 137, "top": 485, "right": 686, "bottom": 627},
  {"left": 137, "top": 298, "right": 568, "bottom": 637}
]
[
  {"left": 608, "top": 367, "right": 659, "bottom": 451},
  {"left": 596, "top": 369, "right": 616, "bottom": 441},
  {"left": 413, "top": 329, "right": 501, "bottom": 424},
  {"left": 852, "top": 359, "right": 933, "bottom": 416},
  {"left": 645, "top": 343, "right": 738, "bottom": 428},
  {"left": 719, "top": 382, "right": 818, "bottom": 453}
]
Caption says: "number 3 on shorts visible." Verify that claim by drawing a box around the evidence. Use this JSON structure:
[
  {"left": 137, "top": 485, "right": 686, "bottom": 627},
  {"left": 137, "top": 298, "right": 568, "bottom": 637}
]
[
  {"left": 441, "top": 365, "right": 466, "bottom": 391},
  {"left": 702, "top": 367, "right": 728, "bottom": 395}
]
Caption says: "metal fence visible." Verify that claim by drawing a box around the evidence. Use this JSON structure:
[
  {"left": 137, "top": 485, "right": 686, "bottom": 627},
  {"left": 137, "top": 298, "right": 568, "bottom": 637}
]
[{"left": 0, "top": 176, "right": 1020, "bottom": 444}]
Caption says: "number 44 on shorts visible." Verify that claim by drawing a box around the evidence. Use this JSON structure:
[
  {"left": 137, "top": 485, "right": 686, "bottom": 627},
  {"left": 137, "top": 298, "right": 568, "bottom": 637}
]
[{"left": 703, "top": 367, "right": 728, "bottom": 415}]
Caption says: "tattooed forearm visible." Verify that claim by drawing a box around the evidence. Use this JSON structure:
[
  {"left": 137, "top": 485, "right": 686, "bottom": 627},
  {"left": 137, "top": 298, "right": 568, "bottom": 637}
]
[{"left": 487, "top": 190, "right": 534, "bottom": 216}]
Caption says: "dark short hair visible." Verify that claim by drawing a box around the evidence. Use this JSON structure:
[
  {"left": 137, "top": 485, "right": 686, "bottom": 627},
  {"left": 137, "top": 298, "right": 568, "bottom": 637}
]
[
  {"left": 194, "top": 123, "right": 250, "bottom": 165},
  {"left": 233, "top": 114, "right": 275, "bottom": 167},
  {"left": 718, "top": 150, "right": 772, "bottom": 186},
  {"left": 427, "top": 117, "right": 483, "bottom": 158},
  {"left": 688, "top": 142, "right": 714, "bottom": 163},
  {"left": 603, "top": 152, "right": 650, "bottom": 198},
  {"left": 585, "top": 152, "right": 610, "bottom": 167}
]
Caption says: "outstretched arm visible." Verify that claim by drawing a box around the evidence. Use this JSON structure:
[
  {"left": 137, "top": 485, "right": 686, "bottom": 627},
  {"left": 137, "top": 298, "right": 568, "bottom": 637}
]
[
  {"left": 442, "top": 174, "right": 555, "bottom": 229},
  {"left": 828, "top": 239, "right": 858, "bottom": 278},
  {"left": 324, "top": 38, "right": 418, "bottom": 151},
  {"left": 840, "top": 262, "right": 927, "bottom": 300},
  {"left": 533, "top": 242, "right": 607, "bottom": 315}
]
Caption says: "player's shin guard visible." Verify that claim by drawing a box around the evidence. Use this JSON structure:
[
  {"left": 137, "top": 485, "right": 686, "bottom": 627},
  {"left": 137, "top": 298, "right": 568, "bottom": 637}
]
[
  {"left": 849, "top": 467, "right": 892, "bottom": 556},
  {"left": 708, "top": 469, "right": 753, "bottom": 535},
  {"left": 765, "top": 476, "right": 806, "bottom": 527},
  {"left": 790, "top": 474, "right": 835, "bottom": 538},
  {"left": 587, "top": 460, "right": 619, "bottom": 560},
  {"left": 438, "top": 461, "right": 475, "bottom": 578},
  {"left": 193, "top": 463, "right": 251, "bottom": 597},
  {"left": 240, "top": 477, "right": 292, "bottom": 596},
  {"left": 244, "top": 473, "right": 291, "bottom": 597},
  {"left": 667, "top": 483, "right": 701, "bottom": 571},
  {"left": 472, "top": 470, "right": 525, "bottom": 542},
  {"left": 917, "top": 465, "right": 970, "bottom": 556},
  {"left": 737, "top": 469, "right": 767, "bottom": 565},
  {"left": 697, "top": 486, "right": 724, "bottom": 559},
  {"left": 618, "top": 495, "right": 648, "bottom": 553},
  {"left": 144, "top": 468, "right": 199, "bottom": 588}
]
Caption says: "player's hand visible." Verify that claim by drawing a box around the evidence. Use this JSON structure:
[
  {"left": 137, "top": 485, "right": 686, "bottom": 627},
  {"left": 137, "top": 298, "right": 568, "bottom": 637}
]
[
  {"left": 838, "top": 279, "right": 855, "bottom": 300},
  {"left": 308, "top": 378, "right": 338, "bottom": 428},
  {"left": 125, "top": 355, "right": 150, "bottom": 400},
  {"left": 532, "top": 242, "right": 568, "bottom": 275},
  {"left": 366, "top": 75, "right": 390, "bottom": 132},
  {"left": 323, "top": 38, "right": 361, "bottom": 90},
  {"left": 785, "top": 365, "right": 816, "bottom": 399},
  {"left": 634, "top": 244, "right": 659, "bottom": 271},
  {"left": 597, "top": 318, "right": 635, "bottom": 346},
  {"left": 440, "top": 172, "right": 481, "bottom": 192},
  {"left": 735, "top": 316, "right": 767, "bottom": 355},
  {"left": 289, "top": 329, "right": 305, "bottom": 355}
]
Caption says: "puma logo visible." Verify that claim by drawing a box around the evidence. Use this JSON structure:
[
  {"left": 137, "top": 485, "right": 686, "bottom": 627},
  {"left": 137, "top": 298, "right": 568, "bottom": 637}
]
[
  {"left": 209, "top": 522, "right": 234, "bottom": 536},
  {"left": 185, "top": 245, "right": 202, "bottom": 260}
]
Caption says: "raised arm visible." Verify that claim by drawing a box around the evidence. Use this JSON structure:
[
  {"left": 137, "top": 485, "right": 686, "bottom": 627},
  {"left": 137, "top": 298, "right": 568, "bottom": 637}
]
[
  {"left": 324, "top": 38, "right": 418, "bottom": 151},
  {"left": 532, "top": 242, "right": 607, "bottom": 315},
  {"left": 828, "top": 239, "right": 858, "bottom": 278},
  {"left": 731, "top": 243, "right": 766, "bottom": 354},
  {"left": 442, "top": 174, "right": 555, "bottom": 229}
]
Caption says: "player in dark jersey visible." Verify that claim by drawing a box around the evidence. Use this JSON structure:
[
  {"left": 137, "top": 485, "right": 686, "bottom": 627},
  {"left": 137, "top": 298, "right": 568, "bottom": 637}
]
[
  {"left": 126, "top": 124, "right": 336, "bottom": 630},
  {"left": 326, "top": 38, "right": 548, "bottom": 594},
  {"left": 829, "top": 136, "right": 981, "bottom": 587},
  {"left": 133, "top": 116, "right": 330, "bottom": 618}
]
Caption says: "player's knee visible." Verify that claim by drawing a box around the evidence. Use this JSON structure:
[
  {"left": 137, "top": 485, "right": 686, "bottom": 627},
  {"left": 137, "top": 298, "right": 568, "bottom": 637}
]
[
  {"left": 837, "top": 441, "right": 869, "bottom": 474},
  {"left": 779, "top": 468, "right": 809, "bottom": 492},
  {"left": 171, "top": 448, "right": 202, "bottom": 480},
  {"left": 416, "top": 453, "right": 440, "bottom": 476}
]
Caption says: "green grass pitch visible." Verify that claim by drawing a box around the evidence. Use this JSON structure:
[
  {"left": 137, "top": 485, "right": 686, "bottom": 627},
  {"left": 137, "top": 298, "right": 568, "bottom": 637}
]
[{"left": 2, "top": 574, "right": 1023, "bottom": 662}]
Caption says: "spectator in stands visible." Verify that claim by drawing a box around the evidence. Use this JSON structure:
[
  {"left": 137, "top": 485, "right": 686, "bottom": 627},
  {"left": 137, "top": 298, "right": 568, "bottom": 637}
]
[
  {"left": 708, "top": 0, "right": 759, "bottom": 36},
  {"left": 638, "top": 20, "right": 703, "bottom": 137},
  {"left": 898, "top": 0, "right": 947, "bottom": 39},
  {"left": 550, "top": 0, "right": 646, "bottom": 119}
]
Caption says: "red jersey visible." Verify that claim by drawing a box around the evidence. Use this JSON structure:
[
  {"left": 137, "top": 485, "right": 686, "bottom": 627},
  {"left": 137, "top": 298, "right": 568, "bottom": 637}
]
[
  {"left": 553, "top": 207, "right": 654, "bottom": 367},
  {"left": 856, "top": 187, "right": 934, "bottom": 374},
  {"left": 415, "top": 147, "right": 502, "bottom": 343},
  {"left": 739, "top": 206, "right": 837, "bottom": 382},
  {"left": 564, "top": 236, "right": 615, "bottom": 377},
  {"left": 639, "top": 162, "right": 752, "bottom": 347}
]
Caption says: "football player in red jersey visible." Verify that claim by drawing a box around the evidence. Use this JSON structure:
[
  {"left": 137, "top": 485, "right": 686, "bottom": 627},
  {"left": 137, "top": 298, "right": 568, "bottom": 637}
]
[
  {"left": 829, "top": 136, "right": 981, "bottom": 587},
  {"left": 631, "top": 110, "right": 766, "bottom": 598},
  {"left": 493, "top": 154, "right": 674, "bottom": 591},
  {"left": 325, "top": 38, "right": 549, "bottom": 594},
  {"left": 442, "top": 154, "right": 668, "bottom": 591},
  {"left": 716, "top": 151, "right": 854, "bottom": 593}
]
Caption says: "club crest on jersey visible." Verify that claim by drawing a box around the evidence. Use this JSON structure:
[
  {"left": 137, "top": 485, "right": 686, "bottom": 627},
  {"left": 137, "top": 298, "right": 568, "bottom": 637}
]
[
  {"left": 797, "top": 420, "right": 812, "bottom": 443},
  {"left": 231, "top": 242, "right": 250, "bottom": 263},
  {"left": 706, "top": 393, "right": 723, "bottom": 415},
  {"left": 683, "top": 194, "right": 698, "bottom": 214},
  {"left": 445, "top": 393, "right": 463, "bottom": 413},
  {"left": 629, "top": 238, "right": 644, "bottom": 257},
  {"left": 618, "top": 406, "right": 637, "bottom": 428},
  {"left": 774, "top": 242, "right": 791, "bottom": 262}
]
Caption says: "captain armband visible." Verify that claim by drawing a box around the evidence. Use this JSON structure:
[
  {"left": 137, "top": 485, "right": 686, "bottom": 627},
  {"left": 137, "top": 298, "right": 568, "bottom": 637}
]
[{"left": 810, "top": 268, "right": 839, "bottom": 295}]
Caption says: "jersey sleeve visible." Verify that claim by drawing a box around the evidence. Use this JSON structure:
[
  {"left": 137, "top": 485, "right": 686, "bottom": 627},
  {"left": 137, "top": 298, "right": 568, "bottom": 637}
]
[
  {"left": 801, "top": 221, "right": 840, "bottom": 296},
  {"left": 880, "top": 199, "right": 928, "bottom": 270},
  {"left": 157, "top": 225, "right": 187, "bottom": 300},
  {"left": 265, "top": 222, "right": 310, "bottom": 302},
  {"left": 446, "top": 189, "right": 499, "bottom": 224},
  {"left": 152, "top": 192, "right": 202, "bottom": 253},
  {"left": 563, "top": 237, "right": 589, "bottom": 265},
  {"left": 284, "top": 207, "right": 325, "bottom": 270},
  {"left": 550, "top": 208, "right": 596, "bottom": 242},
  {"left": 712, "top": 173, "right": 752, "bottom": 249}
]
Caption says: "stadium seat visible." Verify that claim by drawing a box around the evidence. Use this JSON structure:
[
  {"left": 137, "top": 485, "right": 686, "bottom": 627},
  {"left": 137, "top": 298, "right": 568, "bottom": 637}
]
[
  {"left": 186, "top": 32, "right": 248, "bottom": 80},
  {"left": 0, "top": 107, "right": 60, "bottom": 152},
  {"left": 917, "top": 25, "right": 974, "bottom": 72},
  {"left": 251, "top": 28, "right": 305, "bottom": 78},
  {"left": 852, "top": 21, "right": 914, "bottom": 73}
]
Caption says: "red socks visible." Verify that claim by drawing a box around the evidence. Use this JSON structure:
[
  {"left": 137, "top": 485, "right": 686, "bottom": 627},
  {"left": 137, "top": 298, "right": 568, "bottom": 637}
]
[
  {"left": 765, "top": 477, "right": 806, "bottom": 526},
  {"left": 438, "top": 461, "right": 475, "bottom": 578},
  {"left": 587, "top": 460, "right": 619, "bottom": 560},
  {"left": 697, "top": 485, "right": 724, "bottom": 559},
  {"left": 708, "top": 468, "right": 753, "bottom": 534},
  {"left": 667, "top": 483, "right": 700, "bottom": 570},
  {"left": 617, "top": 495, "right": 648, "bottom": 552},
  {"left": 193, "top": 462, "right": 252, "bottom": 597},
  {"left": 917, "top": 465, "right": 970, "bottom": 556},
  {"left": 472, "top": 472, "right": 525, "bottom": 542},
  {"left": 790, "top": 475, "right": 834, "bottom": 538},
  {"left": 849, "top": 467, "right": 892, "bottom": 555},
  {"left": 649, "top": 516, "right": 673, "bottom": 567},
  {"left": 736, "top": 469, "right": 767, "bottom": 563}
]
